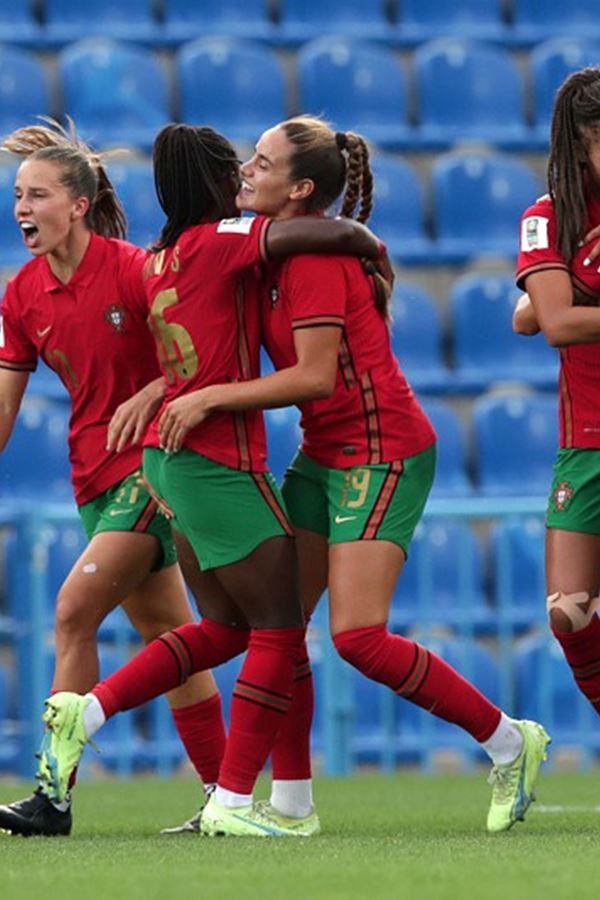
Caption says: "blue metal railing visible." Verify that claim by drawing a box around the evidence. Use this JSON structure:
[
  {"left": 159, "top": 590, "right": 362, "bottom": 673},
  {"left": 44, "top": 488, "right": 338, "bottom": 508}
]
[{"left": 1, "top": 496, "right": 598, "bottom": 779}]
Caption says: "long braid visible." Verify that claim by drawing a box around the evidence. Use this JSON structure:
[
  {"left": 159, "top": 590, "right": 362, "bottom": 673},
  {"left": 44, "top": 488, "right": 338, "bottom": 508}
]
[
  {"left": 1, "top": 117, "right": 126, "bottom": 239},
  {"left": 548, "top": 67, "right": 600, "bottom": 262},
  {"left": 339, "top": 132, "right": 374, "bottom": 224},
  {"left": 153, "top": 123, "right": 240, "bottom": 250}
]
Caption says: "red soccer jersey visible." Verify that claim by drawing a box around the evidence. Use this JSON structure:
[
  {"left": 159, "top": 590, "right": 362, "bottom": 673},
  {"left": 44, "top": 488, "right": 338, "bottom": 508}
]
[
  {"left": 261, "top": 253, "right": 436, "bottom": 467},
  {"left": 516, "top": 193, "right": 600, "bottom": 448},
  {"left": 140, "top": 216, "right": 271, "bottom": 471},
  {"left": 0, "top": 233, "right": 160, "bottom": 504}
]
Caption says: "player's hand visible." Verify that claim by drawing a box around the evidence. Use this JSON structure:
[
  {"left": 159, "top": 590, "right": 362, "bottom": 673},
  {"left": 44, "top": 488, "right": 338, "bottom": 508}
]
[
  {"left": 582, "top": 225, "right": 600, "bottom": 269},
  {"left": 107, "top": 379, "right": 165, "bottom": 452},
  {"left": 158, "top": 390, "right": 213, "bottom": 454}
]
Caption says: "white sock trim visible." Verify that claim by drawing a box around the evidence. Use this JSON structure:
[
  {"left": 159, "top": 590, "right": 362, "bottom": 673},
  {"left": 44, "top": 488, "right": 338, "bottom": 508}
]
[
  {"left": 270, "top": 779, "right": 313, "bottom": 818},
  {"left": 480, "top": 713, "right": 524, "bottom": 766},
  {"left": 82, "top": 694, "right": 106, "bottom": 737},
  {"left": 215, "top": 786, "right": 253, "bottom": 808}
]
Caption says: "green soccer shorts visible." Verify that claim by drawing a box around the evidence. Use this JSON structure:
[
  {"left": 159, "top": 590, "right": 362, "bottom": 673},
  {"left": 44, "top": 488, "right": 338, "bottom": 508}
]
[{"left": 546, "top": 448, "right": 600, "bottom": 535}]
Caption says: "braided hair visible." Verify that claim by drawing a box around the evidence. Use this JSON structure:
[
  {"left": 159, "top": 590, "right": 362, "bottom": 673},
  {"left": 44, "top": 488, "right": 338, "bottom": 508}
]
[
  {"left": 548, "top": 67, "right": 600, "bottom": 262},
  {"left": 152, "top": 123, "right": 240, "bottom": 250},
  {"left": 280, "top": 116, "right": 387, "bottom": 318},
  {"left": 1, "top": 117, "right": 127, "bottom": 239}
]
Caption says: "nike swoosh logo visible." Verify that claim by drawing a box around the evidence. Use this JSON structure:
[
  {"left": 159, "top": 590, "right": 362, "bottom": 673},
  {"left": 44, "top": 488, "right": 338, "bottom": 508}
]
[
  {"left": 109, "top": 509, "right": 132, "bottom": 516},
  {"left": 334, "top": 514, "right": 357, "bottom": 524},
  {"left": 36, "top": 325, "right": 52, "bottom": 337}
]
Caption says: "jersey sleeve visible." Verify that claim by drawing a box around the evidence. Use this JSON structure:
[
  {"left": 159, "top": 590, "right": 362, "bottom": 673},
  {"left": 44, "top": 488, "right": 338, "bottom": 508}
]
[
  {"left": 516, "top": 198, "right": 568, "bottom": 290},
  {"left": 0, "top": 278, "right": 38, "bottom": 372},
  {"left": 283, "top": 255, "right": 347, "bottom": 330},
  {"left": 201, "top": 216, "right": 270, "bottom": 275},
  {"left": 117, "top": 243, "right": 150, "bottom": 316}
]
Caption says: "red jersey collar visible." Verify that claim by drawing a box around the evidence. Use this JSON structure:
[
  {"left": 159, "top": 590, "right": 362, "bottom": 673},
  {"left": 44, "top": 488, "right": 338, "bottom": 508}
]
[{"left": 40, "top": 231, "right": 106, "bottom": 293}]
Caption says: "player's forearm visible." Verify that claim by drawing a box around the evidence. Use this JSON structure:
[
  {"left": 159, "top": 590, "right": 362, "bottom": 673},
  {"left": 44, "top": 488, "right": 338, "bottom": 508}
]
[
  {"left": 204, "top": 366, "right": 335, "bottom": 413},
  {"left": 540, "top": 307, "right": 600, "bottom": 346},
  {"left": 266, "top": 217, "right": 382, "bottom": 260}
]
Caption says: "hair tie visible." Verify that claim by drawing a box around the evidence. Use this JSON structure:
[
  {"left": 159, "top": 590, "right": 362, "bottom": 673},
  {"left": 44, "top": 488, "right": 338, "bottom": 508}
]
[{"left": 335, "top": 131, "right": 348, "bottom": 151}]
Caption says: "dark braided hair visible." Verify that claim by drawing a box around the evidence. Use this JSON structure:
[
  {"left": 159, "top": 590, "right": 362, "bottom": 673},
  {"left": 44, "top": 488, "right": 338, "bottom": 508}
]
[
  {"left": 152, "top": 123, "right": 240, "bottom": 250},
  {"left": 1, "top": 117, "right": 127, "bottom": 239},
  {"left": 548, "top": 67, "right": 600, "bottom": 262},
  {"left": 281, "top": 116, "right": 385, "bottom": 317}
]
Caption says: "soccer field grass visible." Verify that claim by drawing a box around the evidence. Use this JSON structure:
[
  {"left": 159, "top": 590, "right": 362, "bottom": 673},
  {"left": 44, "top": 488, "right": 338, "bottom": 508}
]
[{"left": 1, "top": 771, "right": 598, "bottom": 900}]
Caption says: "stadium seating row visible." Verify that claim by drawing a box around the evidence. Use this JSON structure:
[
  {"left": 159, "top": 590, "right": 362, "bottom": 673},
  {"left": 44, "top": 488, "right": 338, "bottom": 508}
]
[
  {"left": 1, "top": 36, "right": 598, "bottom": 153},
  {"left": 0, "top": 150, "right": 543, "bottom": 269},
  {"left": 2, "top": 626, "right": 597, "bottom": 774},
  {"left": 0, "top": 385, "right": 558, "bottom": 502},
  {"left": 3, "top": 0, "right": 600, "bottom": 49},
  {"left": 0, "top": 515, "right": 548, "bottom": 638}
]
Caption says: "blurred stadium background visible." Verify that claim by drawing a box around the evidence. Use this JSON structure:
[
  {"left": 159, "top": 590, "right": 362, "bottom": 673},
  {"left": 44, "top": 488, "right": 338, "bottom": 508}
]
[{"left": 1, "top": 0, "right": 600, "bottom": 783}]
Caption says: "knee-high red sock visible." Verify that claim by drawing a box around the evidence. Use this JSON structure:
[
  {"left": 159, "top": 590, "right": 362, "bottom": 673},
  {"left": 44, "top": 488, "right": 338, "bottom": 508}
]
[
  {"left": 552, "top": 615, "right": 600, "bottom": 713},
  {"left": 92, "top": 620, "right": 249, "bottom": 718},
  {"left": 270, "top": 635, "right": 313, "bottom": 780},
  {"left": 218, "top": 626, "right": 305, "bottom": 794},
  {"left": 171, "top": 693, "right": 226, "bottom": 785},
  {"left": 333, "top": 624, "right": 501, "bottom": 742}
]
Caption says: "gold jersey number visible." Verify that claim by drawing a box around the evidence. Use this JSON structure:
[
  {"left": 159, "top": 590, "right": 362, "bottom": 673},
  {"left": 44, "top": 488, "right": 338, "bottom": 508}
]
[{"left": 149, "top": 288, "right": 198, "bottom": 384}]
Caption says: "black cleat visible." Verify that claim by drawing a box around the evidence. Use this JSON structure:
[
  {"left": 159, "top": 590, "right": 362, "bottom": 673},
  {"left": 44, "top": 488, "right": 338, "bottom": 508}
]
[{"left": 0, "top": 790, "right": 72, "bottom": 837}]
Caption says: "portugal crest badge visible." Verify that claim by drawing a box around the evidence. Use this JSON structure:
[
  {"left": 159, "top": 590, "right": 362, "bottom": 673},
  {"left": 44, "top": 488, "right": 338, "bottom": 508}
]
[
  {"left": 552, "top": 481, "right": 574, "bottom": 511},
  {"left": 105, "top": 304, "right": 127, "bottom": 333}
]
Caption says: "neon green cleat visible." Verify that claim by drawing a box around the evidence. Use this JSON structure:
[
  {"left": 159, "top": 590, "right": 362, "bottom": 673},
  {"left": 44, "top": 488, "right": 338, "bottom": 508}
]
[
  {"left": 39, "top": 693, "right": 93, "bottom": 803},
  {"left": 486, "top": 719, "right": 551, "bottom": 833},
  {"left": 200, "top": 794, "right": 316, "bottom": 838},
  {"left": 253, "top": 800, "right": 321, "bottom": 836}
]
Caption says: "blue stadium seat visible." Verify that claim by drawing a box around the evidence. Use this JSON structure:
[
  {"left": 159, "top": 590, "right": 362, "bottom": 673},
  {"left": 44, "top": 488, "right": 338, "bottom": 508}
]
[
  {"left": 450, "top": 273, "right": 558, "bottom": 390},
  {"left": 277, "top": 0, "right": 391, "bottom": 46},
  {"left": 472, "top": 390, "right": 558, "bottom": 496},
  {"left": 42, "top": 0, "right": 161, "bottom": 47},
  {"left": 392, "top": 522, "right": 491, "bottom": 632},
  {"left": 0, "top": 46, "right": 50, "bottom": 136},
  {"left": 413, "top": 39, "right": 530, "bottom": 150},
  {"left": 390, "top": 284, "right": 448, "bottom": 393},
  {"left": 108, "top": 161, "right": 164, "bottom": 249},
  {"left": 515, "top": 634, "right": 600, "bottom": 749},
  {"left": 162, "top": 0, "right": 276, "bottom": 45},
  {"left": 511, "top": 0, "right": 600, "bottom": 46},
  {"left": 394, "top": 0, "right": 508, "bottom": 45},
  {"left": 431, "top": 152, "right": 541, "bottom": 263},
  {"left": 369, "top": 156, "right": 432, "bottom": 264},
  {"left": 264, "top": 406, "right": 302, "bottom": 485},
  {"left": 297, "top": 37, "right": 413, "bottom": 150},
  {"left": 142, "top": 694, "right": 186, "bottom": 773},
  {"left": 0, "top": 395, "right": 71, "bottom": 500},
  {"left": 531, "top": 39, "right": 600, "bottom": 148},
  {"left": 0, "top": 1, "right": 44, "bottom": 47},
  {"left": 58, "top": 39, "right": 170, "bottom": 150},
  {"left": 176, "top": 38, "right": 287, "bottom": 147},
  {"left": 419, "top": 400, "right": 473, "bottom": 496},
  {"left": 0, "top": 164, "right": 30, "bottom": 269},
  {"left": 95, "top": 645, "right": 147, "bottom": 772},
  {"left": 490, "top": 516, "right": 546, "bottom": 629}
]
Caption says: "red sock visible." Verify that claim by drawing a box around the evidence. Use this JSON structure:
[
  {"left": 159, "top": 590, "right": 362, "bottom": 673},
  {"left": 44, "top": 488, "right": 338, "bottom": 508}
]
[
  {"left": 333, "top": 624, "right": 501, "bottom": 742},
  {"left": 270, "top": 636, "right": 313, "bottom": 780},
  {"left": 92, "top": 620, "right": 249, "bottom": 718},
  {"left": 552, "top": 615, "right": 600, "bottom": 713},
  {"left": 171, "top": 693, "right": 226, "bottom": 785},
  {"left": 218, "top": 626, "right": 305, "bottom": 794}
]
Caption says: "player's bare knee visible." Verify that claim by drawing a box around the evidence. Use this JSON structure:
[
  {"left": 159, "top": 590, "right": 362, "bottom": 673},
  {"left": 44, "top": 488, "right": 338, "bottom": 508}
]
[{"left": 547, "top": 590, "right": 600, "bottom": 633}]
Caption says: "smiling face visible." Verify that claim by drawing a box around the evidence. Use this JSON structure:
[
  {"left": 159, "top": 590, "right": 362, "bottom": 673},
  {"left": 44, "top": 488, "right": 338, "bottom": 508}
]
[
  {"left": 236, "top": 125, "right": 314, "bottom": 219},
  {"left": 14, "top": 158, "right": 90, "bottom": 257}
]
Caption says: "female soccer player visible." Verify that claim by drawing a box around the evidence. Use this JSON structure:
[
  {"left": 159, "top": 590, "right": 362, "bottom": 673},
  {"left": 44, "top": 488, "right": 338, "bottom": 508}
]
[
  {"left": 513, "top": 68, "right": 600, "bottom": 727},
  {"left": 0, "top": 122, "right": 224, "bottom": 837},
  {"left": 36, "top": 122, "right": 387, "bottom": 838},
  {"left": 155, "top": 116, "right": 552, "bottom": 835}
]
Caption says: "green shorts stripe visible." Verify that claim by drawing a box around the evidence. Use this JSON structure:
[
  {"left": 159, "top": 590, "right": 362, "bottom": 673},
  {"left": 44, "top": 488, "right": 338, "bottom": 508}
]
[
  {"left": 281, "top": 445, "right": 436, "bottom": 556},
  {"left": 143, "top": 447, "right": 291, "bottom": 570},
  {"left": 78, "top": 468, "right": 177, "bottom": 571}
]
